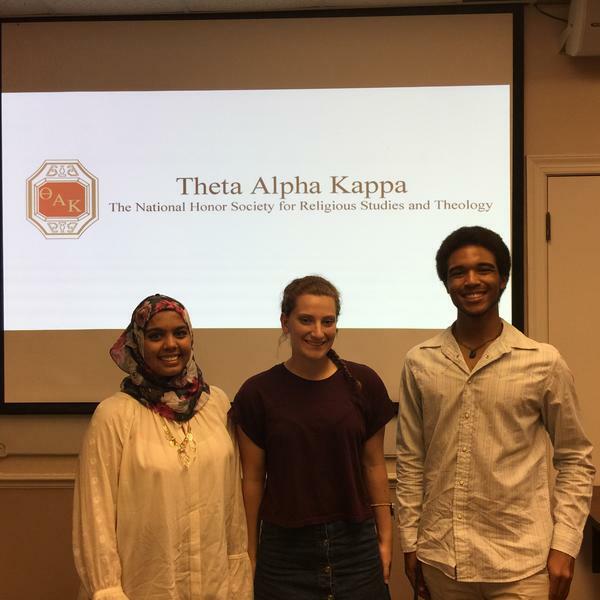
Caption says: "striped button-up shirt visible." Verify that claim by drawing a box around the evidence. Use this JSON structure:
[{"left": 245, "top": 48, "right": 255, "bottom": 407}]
[{"left": 396, "top": 321, "right": 595, "bottom": 582}]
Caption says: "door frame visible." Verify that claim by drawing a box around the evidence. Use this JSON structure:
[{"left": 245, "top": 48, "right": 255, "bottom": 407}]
[{"left": 526, "top": 155, "right": 600, "bottom": 342}]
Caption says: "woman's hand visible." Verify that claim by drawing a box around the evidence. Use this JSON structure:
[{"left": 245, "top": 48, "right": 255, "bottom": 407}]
[
  {"left": 362, "top": 428, "right": 393, "bottom": 585},
  {"left": 236, "top": 426, "right": 266, "bottom": 579},
  {"left": 379, "top": 538, "right": 393, "bottom": 583}
]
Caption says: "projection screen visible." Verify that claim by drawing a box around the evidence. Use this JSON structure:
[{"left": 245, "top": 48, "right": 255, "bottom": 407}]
[{"left": 1, "top": 7, "right": 523, "bottom": 411}]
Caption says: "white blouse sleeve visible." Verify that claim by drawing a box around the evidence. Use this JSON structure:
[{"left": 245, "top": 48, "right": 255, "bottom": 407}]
[
  {"left": 210, "top": 387, "right": 253, "bottom": 599},
  {"left": 226, "top": 423, "right": 253, "bottom": 599},
  {"left": 73, "top": 394, "right": 134, "bottom": 600}
]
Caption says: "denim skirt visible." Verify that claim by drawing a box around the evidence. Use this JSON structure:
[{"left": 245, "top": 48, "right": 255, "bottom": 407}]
[{"left": 254, "top": 518, "right": 391, "bottom": 600}]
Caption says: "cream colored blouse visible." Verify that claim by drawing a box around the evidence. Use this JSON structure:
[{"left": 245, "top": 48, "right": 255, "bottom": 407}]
[{"left": 73, "top": 388, "right": 253, "bottom": 600}]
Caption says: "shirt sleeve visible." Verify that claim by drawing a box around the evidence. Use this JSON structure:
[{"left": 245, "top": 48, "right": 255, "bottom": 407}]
[
  {"left": 542, "top": 353, "right": 596, "bottom": 558},
  {"left": 230, "top": 379, "right": 266, "bottom": 449},
  {"left": 72, "top": 396, "right": 133, "bottom": 600},
  {"left": 357, "top": 364, "right": 396, "bottom": 439},
  {"left": 395, "top": 358, "right": 425, "bottom": 553},
  {"left": 207, "top": 386, "right": 253, "bottom": 599},
  {"left": 224, "top": 412, "right": 254, "bottom": 599}
]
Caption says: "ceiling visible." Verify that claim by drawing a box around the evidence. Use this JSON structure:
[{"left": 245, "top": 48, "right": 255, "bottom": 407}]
[{"left": 0, "top": 0, "right": 532, "bottom": 19}]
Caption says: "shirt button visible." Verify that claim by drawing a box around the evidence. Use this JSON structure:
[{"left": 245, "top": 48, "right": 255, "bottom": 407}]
[
  {"left": 324, "top": 566, "right": 331, "bottom": 574},
  {"left": 328, "top": 596, "right": 335, "bottom": 600},
  {"left": 462, "top": 446, "right": 468, "bottom": 452},
  {"left": 457, "top": 514, "right": 463, "bottom": 520},
  {"left": 465, "top": 412, "right": 470, "bottom": 419},
  {"left": 459, "top": 480, "right": 464, "bottom": 486}
]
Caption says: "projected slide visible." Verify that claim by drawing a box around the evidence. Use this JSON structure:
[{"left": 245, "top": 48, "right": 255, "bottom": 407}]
[{"left": 2, "top": 85, "right": 510, "bottom": 331}]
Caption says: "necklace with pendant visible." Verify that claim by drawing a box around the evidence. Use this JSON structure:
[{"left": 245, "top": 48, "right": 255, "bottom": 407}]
[
  {"left": 453, "top": 323, "right": 503, "bottom": 359},
  {"left": 160, "top": 417, "right": 197, "bottom": 468}
]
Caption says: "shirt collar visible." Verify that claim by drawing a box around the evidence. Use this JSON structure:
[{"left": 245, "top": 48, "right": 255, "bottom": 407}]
[{"left": 418, "top": 319, "right": 538, "bottom": 354}]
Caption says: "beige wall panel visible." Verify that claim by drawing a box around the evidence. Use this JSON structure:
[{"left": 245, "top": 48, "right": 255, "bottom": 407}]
[
  {"left": 0, "top": 487, "right": 79, "bottom": 600},
  {"left": 525, "top": 8, "right": 600, "bottom": 156},
  {"left": 524, "top": 8, "right": 600, "bottom": 596}
]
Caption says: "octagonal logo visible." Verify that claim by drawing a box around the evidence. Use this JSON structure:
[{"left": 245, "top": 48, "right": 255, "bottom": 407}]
[{"left": 26, "top": 160, "right": 99, "bottom": 239}]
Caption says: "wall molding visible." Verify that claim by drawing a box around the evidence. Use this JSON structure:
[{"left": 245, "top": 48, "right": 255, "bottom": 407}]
[
  {"left": 0, "top": 472, "right": 397, "bottom": 489},
  {"left": 526, "top": 154, "right": 600, "bottom": 341},
  {"left": 0, "top": 473, "right": 74, "bottom": 489}
]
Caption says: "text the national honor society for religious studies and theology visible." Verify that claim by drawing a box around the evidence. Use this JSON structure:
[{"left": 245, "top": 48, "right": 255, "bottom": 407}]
[{"left": 107, "top": 175, "right": 495, "bottom": 215}]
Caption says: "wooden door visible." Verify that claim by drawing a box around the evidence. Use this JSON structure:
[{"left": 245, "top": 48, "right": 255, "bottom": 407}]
[{"left": 547, "top": 174, "right": 600, "bottom": 474}]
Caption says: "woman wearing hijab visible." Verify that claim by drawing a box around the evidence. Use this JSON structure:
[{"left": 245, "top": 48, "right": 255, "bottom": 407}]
[{"left": 73, "top": 294, "right": 252, "bottom": 600}]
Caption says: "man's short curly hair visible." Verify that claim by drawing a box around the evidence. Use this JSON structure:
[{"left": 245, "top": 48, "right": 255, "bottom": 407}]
[{"left": 435, "top": 226, "right": 511, "bottom": 285}]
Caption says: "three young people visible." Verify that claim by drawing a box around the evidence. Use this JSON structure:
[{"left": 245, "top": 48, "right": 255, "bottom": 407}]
[{"left": 74, "top": 225, "right": 595, "bottom": 600}]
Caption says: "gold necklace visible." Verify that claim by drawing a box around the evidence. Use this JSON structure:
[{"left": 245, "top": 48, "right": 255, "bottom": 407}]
[{"left": 160, "top": 417, "right": 197, "bottom": 468}]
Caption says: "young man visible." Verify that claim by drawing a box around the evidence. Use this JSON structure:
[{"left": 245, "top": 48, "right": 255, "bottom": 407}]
[{"left": 396, "top": 226, "right": 595, "bottom": 600}]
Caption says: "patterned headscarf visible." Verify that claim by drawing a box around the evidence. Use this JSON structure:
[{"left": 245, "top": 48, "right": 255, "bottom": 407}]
[{"left": 109, "top": 294, "right": 209, "bottom": 422}]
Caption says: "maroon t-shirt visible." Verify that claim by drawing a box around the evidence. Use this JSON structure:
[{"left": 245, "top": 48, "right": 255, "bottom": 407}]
[{"left": 231, "top": 361, "right": 395, "bottom": 527}]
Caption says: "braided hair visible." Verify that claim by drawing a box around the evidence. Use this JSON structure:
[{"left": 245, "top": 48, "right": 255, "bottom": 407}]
[{"left": 281, "top": 275, "right": 364, "bottom": 412}]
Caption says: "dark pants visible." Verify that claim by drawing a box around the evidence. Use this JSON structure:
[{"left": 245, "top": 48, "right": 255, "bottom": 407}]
[{"left": 254, "top": 518, "right": 391, "bottom": 600}]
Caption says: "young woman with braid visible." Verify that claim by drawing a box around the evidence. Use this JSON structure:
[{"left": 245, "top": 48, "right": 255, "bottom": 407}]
[{"left": 231, "top": 276, "right": 395, "bottom": 600}]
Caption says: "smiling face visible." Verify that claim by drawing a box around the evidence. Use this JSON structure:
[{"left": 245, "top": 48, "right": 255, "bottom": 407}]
[
  {"left": 446, "top": 245, "right": 507, "bottom": 318},
  {"left": 143, "top": 310, "right": 192, "bottom": 377},
  {"left": 281, "top": 294, "right": 337, "bottom": 365}
]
